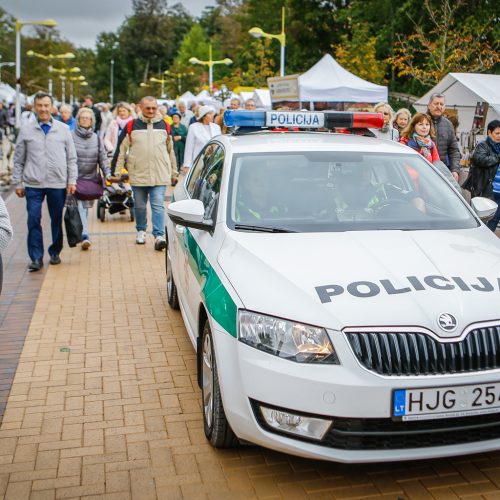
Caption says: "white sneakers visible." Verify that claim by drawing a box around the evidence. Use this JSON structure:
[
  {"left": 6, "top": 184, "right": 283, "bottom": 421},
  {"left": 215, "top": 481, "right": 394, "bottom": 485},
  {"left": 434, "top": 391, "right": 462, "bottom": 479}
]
[
  {"left": 81, "top": 239, "right": 91, "bottom": 250},
  {"left": 136, "top": 231, "right": 147, "bottom": 245},
  {"left": 136, "top": 232, "right": 166, "bottom": 251},
  {"left": 154, "top": 236, "right": 167, "bottom": 251}
]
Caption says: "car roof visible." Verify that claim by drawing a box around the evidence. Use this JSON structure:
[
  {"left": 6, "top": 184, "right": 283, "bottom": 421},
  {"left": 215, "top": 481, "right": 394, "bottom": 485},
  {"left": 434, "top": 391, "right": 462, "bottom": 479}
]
[{"left": 214, "top": 132, "right": 419, "bottom": 155}]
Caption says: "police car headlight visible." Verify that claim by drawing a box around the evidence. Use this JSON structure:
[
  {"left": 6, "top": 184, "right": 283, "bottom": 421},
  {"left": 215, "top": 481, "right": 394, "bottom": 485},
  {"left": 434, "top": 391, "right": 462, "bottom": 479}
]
[{"left": 238, "top": 310, "right": 339, "bottom": 364}]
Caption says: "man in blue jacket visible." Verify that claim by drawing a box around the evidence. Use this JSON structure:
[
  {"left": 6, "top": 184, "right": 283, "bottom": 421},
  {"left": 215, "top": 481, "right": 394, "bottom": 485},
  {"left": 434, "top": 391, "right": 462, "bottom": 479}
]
[{"left": 13, "top": 92, "right": 78, "bottom": 272}]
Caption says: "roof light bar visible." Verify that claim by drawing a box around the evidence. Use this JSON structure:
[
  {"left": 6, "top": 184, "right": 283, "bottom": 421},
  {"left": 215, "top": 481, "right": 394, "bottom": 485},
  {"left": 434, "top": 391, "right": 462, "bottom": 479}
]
[{"left": 223, "top": 110, "right": 384, "bottom": 130}]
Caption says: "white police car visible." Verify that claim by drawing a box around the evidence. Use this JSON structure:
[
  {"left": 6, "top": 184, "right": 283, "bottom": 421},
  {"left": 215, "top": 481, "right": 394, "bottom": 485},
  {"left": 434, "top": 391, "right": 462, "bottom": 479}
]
[{"left": 165, "top": 110, "right": 500, "bottom": 463}]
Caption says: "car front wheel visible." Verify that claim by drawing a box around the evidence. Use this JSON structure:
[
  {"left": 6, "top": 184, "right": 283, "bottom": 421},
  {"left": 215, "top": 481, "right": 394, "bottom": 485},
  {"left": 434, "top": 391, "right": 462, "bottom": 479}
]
[
  {"left": 201, "top": 320, "right": 239, "bottom": 448},
  {"left": 166, "top": 241, "right": 180, "bottom": 310}
]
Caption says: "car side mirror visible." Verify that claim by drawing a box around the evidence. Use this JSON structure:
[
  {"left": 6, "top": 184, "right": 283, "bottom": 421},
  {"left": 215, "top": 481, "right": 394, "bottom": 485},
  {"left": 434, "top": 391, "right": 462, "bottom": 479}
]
[
  {"left": 471, "top": 197, "right": 498, "bottom": 223},
  {"left": 168, "top": 199, "right": 213, "bottom": 231}
]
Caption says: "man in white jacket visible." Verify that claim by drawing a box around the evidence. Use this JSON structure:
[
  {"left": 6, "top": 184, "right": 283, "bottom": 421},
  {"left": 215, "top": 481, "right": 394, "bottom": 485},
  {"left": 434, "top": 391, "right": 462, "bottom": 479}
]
[{"left": 182, "top": 105, "right": 221, "bottom": 175}]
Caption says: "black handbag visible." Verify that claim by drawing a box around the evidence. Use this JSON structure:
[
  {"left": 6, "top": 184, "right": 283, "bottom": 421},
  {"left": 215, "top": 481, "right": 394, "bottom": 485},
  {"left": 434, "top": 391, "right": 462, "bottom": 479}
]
[{"left": 64, "top": 195, "right": 83, "bottom": 247}]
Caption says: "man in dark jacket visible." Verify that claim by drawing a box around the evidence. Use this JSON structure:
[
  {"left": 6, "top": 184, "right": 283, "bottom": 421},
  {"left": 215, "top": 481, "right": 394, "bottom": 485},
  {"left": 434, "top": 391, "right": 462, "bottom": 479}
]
[{"left": 427, "top": 93, "right": 461, "bottom": 182}]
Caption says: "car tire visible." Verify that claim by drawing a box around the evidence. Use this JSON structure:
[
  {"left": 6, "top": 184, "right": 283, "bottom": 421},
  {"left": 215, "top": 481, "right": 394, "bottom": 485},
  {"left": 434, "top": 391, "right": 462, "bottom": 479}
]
[
  {"left": 201, "top": 321, "right": 239, "bottom": 448},
  {"left": 166, "top": 240, "right": 180, "bottom": 310}
]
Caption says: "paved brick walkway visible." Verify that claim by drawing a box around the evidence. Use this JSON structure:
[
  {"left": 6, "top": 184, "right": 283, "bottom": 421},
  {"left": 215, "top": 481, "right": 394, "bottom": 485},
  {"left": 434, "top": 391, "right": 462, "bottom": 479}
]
[{"left": 2, "top": 194, "right": 500, "bottom": 499}]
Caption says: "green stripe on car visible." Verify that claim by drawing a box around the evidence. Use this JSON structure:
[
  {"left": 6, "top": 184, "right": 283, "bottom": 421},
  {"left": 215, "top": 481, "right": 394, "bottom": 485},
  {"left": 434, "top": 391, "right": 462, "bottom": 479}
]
[{"left": 183, "top": 228, "right": 238, "bottom": 337}]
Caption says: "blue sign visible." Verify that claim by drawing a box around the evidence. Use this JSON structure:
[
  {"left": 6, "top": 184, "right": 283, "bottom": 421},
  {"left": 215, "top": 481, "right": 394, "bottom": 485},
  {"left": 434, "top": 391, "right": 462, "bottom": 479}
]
[{"left": 393, "top": 390, "right": 406, "bottom": 417}]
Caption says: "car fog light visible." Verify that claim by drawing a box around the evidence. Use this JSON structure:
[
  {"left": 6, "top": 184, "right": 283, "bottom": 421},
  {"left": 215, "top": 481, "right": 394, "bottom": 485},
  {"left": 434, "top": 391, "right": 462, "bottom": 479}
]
[{"left": 260, "top": 405, "right": 332, "bottom": 441}]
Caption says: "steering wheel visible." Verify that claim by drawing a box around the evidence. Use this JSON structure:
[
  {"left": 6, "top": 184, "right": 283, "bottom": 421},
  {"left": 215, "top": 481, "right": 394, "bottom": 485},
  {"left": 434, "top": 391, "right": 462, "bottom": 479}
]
[{"left": 370, "top": 198, "right": 408, "bottom": 216}]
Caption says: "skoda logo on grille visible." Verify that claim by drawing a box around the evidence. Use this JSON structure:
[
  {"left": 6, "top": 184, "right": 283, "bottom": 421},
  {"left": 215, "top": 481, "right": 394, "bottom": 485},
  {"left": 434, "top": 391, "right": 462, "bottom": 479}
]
[{"left": 437, "top": 313, "right": 458, "bottom": 332}]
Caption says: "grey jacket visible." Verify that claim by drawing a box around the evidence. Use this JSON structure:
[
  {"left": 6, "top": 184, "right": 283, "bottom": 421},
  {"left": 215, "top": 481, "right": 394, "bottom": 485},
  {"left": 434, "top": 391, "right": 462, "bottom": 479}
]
[
  {"left": 430, "top": 114, "right": 461, "bottom": 174},
  {"left": 0, "top": 196, "right": 13, "bottom": 252},
  {"left": 13, "top": 119, "right": 78, "bottom": 189},
  {"left": 72, "top": 125, "right": 110, "bottom": 180}
]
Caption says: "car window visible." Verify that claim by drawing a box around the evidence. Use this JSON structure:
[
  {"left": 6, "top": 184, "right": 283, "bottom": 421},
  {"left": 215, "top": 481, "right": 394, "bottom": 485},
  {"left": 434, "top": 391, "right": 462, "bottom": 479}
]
[
  {"left": 186, "top": 143, "right": 219, "bottom": 198},
  {"left": 227, "top": 151, "right": 478, "bottom": 232},
  {"left": 194, "top": 147, "right": 225, "bottom": 223}
]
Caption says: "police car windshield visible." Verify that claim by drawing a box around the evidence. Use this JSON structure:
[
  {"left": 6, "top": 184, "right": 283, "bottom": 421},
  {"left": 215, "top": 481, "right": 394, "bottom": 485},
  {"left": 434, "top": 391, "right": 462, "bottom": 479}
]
[{"left": 227, "top": 152, "right": 478, "bottom": 232}]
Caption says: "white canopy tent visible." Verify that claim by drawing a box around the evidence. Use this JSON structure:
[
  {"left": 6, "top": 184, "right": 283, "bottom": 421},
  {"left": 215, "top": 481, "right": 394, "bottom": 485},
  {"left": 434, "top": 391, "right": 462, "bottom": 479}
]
[
  {"left": 178, "top": 91, "right": 196, "bottom": 106},
  {"left": 252, "top": 89, "right": 271, "bottom": 109},
  {"left": 413, "top": 73, "right": 500, "bottom": 137},
  {"left": 297, "top": 54, "right": 388, "bottom": 104},
  {"left": 0, "top": 83, "right": 16, "bottom": 103}
]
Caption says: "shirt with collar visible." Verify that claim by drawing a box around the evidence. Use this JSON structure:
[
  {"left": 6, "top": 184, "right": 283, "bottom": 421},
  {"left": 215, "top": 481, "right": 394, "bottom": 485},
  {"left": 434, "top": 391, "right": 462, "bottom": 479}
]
[{"left": 38, "top": 116, "right": 53, "bottom": 135}]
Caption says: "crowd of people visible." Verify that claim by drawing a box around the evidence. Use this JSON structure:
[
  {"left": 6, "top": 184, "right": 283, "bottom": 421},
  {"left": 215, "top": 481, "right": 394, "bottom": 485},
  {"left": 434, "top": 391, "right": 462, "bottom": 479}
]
[{"left": 1, "top": 90, "right": 499, "bottom": 273}]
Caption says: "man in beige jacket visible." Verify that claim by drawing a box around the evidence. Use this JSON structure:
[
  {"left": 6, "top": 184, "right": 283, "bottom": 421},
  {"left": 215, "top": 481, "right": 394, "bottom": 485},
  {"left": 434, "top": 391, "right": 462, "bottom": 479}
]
[{"left": 113, "top": 96, "right": 177, "bottom": 250}]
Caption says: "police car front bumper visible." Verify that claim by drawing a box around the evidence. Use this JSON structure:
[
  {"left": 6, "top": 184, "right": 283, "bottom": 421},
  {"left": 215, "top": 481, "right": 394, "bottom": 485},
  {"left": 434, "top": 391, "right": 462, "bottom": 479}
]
[{"left": 213, "top": 325, "right": 500, "bottom": 463}]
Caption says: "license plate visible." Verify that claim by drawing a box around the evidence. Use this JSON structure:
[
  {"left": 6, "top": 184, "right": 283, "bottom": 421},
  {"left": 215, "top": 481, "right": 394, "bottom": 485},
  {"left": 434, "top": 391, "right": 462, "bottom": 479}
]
[{"left": 393, "top": 382, "right": 500, "bottom": 421}]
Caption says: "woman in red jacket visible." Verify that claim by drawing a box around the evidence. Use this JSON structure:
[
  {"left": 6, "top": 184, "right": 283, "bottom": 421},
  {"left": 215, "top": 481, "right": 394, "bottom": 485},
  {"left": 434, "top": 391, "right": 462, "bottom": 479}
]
[{"left": 400, "top": 113, "right": 440, "bottom": 163}]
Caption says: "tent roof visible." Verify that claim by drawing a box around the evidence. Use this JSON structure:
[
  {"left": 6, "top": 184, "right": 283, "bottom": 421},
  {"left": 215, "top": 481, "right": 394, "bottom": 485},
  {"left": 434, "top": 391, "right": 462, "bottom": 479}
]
[
  {"left": 298, "top": 54, "right": 388, "bottom": 103},
  {"left": 414, "top": 73, "right": 500, "bottom": 114},
  {"left": 253, "top": 89, "right": 271, "bottom": 109},
  {"left": 179, "top": 91, "right": 195, "bottom": 103},
  {"left": 0, "top": 82, "right": 16, "bottom": 102}
]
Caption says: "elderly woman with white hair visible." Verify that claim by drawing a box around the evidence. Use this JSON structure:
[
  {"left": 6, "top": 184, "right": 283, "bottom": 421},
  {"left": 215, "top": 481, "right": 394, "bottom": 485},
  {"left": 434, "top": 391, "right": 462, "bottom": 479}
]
[
  {"left": 182, "top": 105, "right": 221, "bottom": 174},
  {"left": 370, "top": 102, "right": 399, "bottom": 141},
  {"left": 56, "top": 104, "right": 76, "bottom": 130},
  {"left": 73, "top": 108, "right": 111, "bottom": 250}
]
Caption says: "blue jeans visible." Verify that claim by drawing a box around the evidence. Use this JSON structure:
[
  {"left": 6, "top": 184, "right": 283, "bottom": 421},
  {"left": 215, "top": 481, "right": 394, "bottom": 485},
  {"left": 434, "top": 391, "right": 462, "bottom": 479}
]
[
  {"left": 131, "top": 185, "right": 166, "bottom": 237},
  {"left": 77, "top": 201, "right": 89, "bottom": 239},
  {"left": 25, "top": 187, "right": 66, "bottom": 261},
  {"left": 487, "top": 192, "right": 500, "bottom": 232}
]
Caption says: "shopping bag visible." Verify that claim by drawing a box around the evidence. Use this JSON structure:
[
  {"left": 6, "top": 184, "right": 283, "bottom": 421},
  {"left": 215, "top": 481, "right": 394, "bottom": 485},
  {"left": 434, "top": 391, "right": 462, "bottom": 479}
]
[{"left": 64, "top": 195, "right": 83, "bottom": 247}]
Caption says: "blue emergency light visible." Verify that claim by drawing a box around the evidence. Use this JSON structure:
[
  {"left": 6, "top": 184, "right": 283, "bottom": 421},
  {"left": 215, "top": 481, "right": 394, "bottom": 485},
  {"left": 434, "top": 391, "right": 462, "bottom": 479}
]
[{"left": 223, "top": 110, "right": 384, "bottom": 130}]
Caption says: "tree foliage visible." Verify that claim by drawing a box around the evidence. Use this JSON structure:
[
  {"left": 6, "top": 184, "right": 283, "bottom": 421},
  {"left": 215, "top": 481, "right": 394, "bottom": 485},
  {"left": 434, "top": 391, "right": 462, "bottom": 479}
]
[
  {"left": 387, "top": 0, "right": 500, "bottom": 87},
  {"left": 0, "top": 0, "right": 498, "bottom": 103}
]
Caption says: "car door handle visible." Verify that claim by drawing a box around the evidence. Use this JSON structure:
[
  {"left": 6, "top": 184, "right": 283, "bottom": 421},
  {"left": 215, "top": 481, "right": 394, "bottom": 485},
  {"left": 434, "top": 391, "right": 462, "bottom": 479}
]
[{"left": 175, "top": 225, "right": 185, "bottom": 234}]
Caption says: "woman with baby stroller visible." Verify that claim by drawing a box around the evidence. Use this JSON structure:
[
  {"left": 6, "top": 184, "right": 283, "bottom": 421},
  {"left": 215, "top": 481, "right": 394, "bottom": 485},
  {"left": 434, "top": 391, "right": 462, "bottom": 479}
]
[{"left": 73, "top": 108, "right": 112, "bottom": 250}]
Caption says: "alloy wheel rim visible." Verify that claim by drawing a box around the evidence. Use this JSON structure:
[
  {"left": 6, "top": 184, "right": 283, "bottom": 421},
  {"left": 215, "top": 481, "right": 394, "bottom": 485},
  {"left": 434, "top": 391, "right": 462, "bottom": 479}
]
[{"left": 202, "top": 334, "right": 214, "bottom": 429}]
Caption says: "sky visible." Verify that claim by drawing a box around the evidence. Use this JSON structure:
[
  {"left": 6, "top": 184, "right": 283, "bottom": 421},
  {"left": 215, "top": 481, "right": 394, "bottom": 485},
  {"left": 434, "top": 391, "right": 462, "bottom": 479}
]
[{"left": 0, "top": 0, "right": 216, "bottom": 49}]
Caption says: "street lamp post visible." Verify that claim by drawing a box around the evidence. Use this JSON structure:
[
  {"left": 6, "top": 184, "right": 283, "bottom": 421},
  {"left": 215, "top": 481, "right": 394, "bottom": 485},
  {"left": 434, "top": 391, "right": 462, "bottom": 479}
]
[
  {"left": 109, "top": 41, "right": 119, "bottom": 104},
  {"left": 110, "top": 59, "right": 114, "bottom": 104},
  {"left": 15, "top": 18, "right": 58, "bottom": 128},
  {"left": 249, "top": 7, "right": 286, "bottom": 77},
  {"left": 60, "top": 76, "right": 66, "bottom": 104},
  {"left": 69, "top": 75, "right": 85, "bottom": 104},
  {"left": 26, "top": 50, "right": 75, "bottom": 96},
  {"left": 164, "top": 70, "right": 194, "bottom": 95},
  {"left": 189, "top": 44, "right": 232, "bottom": 94},
  {"left": 51, "top": 67, "right": 81, "bottom": 104},
  {"left": 149, "top": 77, "right": 168, "bottom": 98}
]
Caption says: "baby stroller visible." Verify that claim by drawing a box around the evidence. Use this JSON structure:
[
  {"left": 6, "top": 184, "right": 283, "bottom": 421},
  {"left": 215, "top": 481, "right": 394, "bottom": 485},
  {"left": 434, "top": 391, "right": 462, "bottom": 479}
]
[{"left": 96, "top": 175, "right": 134, "bottom": 222}]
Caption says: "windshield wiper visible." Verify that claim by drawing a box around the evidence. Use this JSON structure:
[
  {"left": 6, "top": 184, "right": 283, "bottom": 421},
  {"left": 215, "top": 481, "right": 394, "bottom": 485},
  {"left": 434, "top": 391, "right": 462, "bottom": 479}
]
[{"left": 234, "top": 224, "right": 296, "bottom": 233}]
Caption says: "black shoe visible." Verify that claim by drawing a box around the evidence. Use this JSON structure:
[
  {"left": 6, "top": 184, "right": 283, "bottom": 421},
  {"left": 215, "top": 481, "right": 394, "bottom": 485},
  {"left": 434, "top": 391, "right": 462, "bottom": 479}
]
[
  {"left": 49, "top": 254, "right": 61, "bottom": 265},
  {"left": 28, "top": 259, "right": 43, "bottom": 272}
]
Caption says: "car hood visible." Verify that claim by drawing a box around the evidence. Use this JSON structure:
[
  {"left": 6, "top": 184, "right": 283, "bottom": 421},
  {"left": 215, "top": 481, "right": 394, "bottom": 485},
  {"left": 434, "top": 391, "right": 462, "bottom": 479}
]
[{"left": 218, "top": 227, "right": 500, "bottom": 337}]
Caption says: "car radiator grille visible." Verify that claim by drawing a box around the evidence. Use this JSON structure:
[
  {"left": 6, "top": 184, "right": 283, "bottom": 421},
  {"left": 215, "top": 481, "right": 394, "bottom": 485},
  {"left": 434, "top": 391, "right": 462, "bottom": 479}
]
[
  {"left": 323, "top": 413, "right": 500, "bottom": 450},
  {"left": 345, "top": 326, "right": 500, "bottom": 376}
]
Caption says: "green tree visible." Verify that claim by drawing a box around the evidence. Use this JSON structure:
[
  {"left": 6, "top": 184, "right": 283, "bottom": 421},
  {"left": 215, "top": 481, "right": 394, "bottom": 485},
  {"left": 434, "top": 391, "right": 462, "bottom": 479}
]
[
  {"left": 387, "top": 0, "right": 500, "bottom": 88},
  {"left": 334, "top": 23, "right": 387, "bottom": 84}
]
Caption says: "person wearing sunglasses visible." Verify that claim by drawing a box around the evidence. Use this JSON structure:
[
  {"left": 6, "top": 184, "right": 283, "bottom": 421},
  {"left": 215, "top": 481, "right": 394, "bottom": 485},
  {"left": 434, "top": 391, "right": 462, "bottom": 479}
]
[{"left": 370, "top": 102, "right": 399, "bottom": 142}]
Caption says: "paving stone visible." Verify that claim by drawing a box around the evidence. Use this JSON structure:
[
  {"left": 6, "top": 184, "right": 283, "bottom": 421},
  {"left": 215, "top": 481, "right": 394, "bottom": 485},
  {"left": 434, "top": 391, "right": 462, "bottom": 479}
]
[{"left": 1, "top": 190, "right": 500, "bottom": 499}]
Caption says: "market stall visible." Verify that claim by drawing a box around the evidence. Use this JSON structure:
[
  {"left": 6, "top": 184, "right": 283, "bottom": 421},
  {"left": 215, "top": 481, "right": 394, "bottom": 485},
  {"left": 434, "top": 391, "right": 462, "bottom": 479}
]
[
  {"left": 296, "top": 54, "right": 388, "bottom": 108},
  {"left": 413, "top": 73, "right": 500, "bottom": 153}
]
